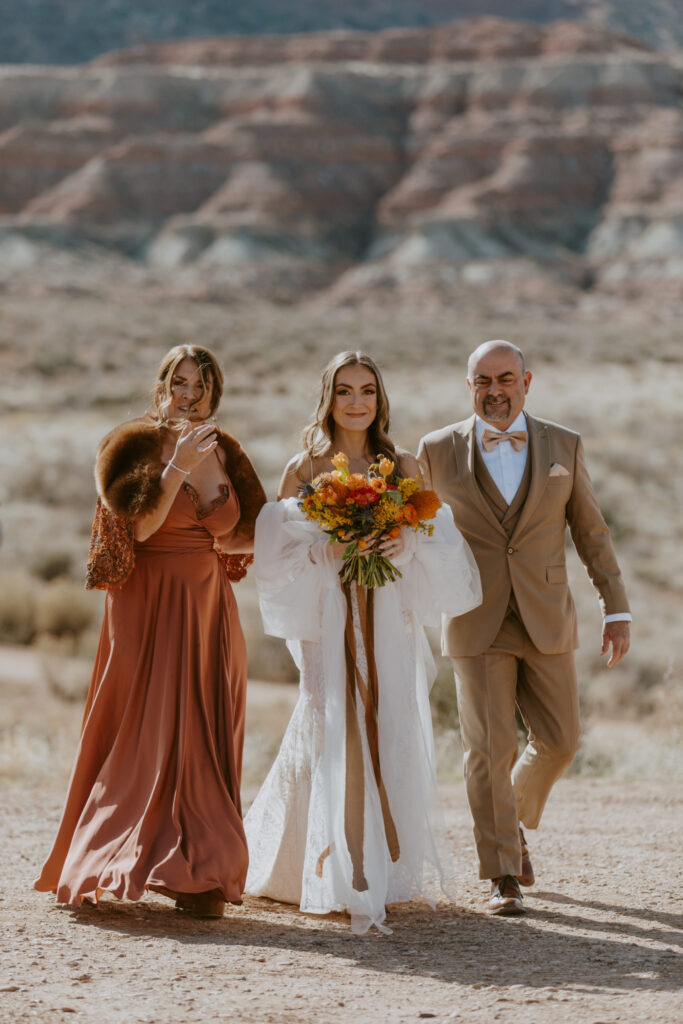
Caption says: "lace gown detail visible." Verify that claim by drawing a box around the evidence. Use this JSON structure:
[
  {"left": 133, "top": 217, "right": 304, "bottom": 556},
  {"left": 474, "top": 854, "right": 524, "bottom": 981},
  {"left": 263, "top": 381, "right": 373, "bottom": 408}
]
[
  {"left": 244, "top": 499, "right": 482, "bottom": 934},
  {"left": 36, "top": 482, "right": 249, "bottom": 906}
]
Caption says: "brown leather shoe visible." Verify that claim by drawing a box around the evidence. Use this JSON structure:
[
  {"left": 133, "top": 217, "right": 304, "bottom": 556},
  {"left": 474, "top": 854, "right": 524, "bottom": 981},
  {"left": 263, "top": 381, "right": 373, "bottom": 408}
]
[
  {"left": 487, "top": 875, "right": 525, "bottom": 915},
  {"left": 516, "top": 827, "right": 535, "bottom": 887},
  {"left": 175, "top": 889, "right": 225, "bottom": 919}
]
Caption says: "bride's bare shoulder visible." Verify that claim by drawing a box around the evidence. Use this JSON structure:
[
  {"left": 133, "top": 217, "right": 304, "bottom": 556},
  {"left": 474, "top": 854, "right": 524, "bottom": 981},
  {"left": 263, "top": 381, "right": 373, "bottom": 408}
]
[
  {"left": 394, "top": 448, "right": 422, "bottom": 480},
  {"left": 278, "top": 451, "right": 329, "bottom": 499}
]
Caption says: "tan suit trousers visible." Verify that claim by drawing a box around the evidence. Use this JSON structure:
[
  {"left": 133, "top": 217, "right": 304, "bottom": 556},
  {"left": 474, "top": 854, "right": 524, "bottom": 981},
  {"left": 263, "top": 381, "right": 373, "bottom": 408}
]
[{"left": 451, "top": 610, "right": 580, "bottom": 880}]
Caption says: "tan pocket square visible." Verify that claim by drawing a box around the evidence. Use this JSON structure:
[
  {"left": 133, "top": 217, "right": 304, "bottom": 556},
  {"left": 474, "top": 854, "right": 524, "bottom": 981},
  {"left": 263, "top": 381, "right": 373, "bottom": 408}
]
[{"left": 549, "top": 463, "right": 570, "bottom": 477}]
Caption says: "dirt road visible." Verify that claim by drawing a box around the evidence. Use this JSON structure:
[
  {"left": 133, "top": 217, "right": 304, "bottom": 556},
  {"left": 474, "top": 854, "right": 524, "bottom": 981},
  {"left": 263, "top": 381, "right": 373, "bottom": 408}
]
[
  {"left": 1, "top": 648, "right": 681, "bottom": 1023},
  {"left": 3, "top": 776, "right": 681, "bottom": 1024}
]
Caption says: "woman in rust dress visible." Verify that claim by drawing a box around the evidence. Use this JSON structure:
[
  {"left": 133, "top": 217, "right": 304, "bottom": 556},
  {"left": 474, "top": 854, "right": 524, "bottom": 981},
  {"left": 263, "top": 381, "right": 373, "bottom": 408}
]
[{"left": 35, "top": 345, "right": 265, "bottom": 918}]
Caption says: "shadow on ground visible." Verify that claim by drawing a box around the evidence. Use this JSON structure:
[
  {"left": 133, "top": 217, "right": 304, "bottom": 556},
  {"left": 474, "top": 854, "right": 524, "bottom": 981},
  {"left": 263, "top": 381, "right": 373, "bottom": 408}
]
[{"left": 57, "top": 892, "right": 682, "bottom": 994}]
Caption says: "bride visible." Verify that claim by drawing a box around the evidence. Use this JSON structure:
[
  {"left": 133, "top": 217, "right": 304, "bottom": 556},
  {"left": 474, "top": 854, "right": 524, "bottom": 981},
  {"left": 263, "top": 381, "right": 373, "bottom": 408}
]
[{"left": 244, "top": 351, "right": 482, "bottom": 934}]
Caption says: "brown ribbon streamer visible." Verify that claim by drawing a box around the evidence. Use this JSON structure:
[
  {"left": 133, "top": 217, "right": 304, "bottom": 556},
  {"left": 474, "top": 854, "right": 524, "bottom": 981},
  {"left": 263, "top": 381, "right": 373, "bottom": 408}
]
[
  {"left": 315, "top": 844, "right": 333, "bottom": 878},
  {"left": 342, "top": 582, "right": 400, "bottom": 893}
]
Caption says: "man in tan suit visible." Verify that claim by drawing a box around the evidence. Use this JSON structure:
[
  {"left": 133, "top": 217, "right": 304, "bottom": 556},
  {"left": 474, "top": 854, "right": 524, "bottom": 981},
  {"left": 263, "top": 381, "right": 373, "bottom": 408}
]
[{"left": 418, "top": 341, "right": 630, "bottom": 915}]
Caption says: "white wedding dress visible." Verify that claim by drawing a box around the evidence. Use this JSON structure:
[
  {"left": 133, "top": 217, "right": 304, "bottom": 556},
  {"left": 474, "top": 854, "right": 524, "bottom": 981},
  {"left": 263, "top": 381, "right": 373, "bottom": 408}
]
[{"left": 244, "top": 498, "right": 482, "bottom": 934}]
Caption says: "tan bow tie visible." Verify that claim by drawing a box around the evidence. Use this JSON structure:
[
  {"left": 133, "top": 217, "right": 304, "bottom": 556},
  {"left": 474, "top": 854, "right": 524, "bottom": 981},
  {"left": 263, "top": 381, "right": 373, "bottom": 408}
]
[{"left": 481, "top": 429, "right": 528, "bottom": 453}]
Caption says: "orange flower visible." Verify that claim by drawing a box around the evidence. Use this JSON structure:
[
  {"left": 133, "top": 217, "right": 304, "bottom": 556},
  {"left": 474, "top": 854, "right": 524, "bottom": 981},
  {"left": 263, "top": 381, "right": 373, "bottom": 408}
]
[
  {"left": 321, "top": 486, "right": 339, "bottom": 507},
  {"left": 332, "top": 452, "right": 349, "bottom": 470},
  {"left": 407, "top": 489, "right": 442, "bottom": 521},
  {"left": 313, "top": 472, "right": 333, "bottom": 487},
  {"left": 403, "top": 504, "right": 419, "bottom": 525},
  {"left": 388, "top": 526, "right": 401, "bottom": 539},
  {"left": 369, "top": 477, "right": 387, "bottom": 493},
  {"left": 330, "top": 478, "right": 349, "bottom": 503},
  {"left": 346, "top": 473, "right": 366, "bottom": 490},
  {"left": 378, "top": 457, "right": 394, "bottom": 478},
  {"left": 358, "top": 537, "right": 370, "bottom": 551}
]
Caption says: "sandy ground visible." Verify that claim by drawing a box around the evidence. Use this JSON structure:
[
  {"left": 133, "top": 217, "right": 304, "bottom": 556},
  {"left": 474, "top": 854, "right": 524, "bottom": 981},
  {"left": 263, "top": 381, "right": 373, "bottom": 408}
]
[{"left": 1, "top": 649, "right": 682, "bottom": 1024}]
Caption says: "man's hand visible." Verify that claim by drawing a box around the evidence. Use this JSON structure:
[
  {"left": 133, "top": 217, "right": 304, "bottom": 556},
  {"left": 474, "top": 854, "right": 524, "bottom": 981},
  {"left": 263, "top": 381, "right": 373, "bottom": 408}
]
[{"left": 601, "top": 621, "right": 630, "bottom": 667}]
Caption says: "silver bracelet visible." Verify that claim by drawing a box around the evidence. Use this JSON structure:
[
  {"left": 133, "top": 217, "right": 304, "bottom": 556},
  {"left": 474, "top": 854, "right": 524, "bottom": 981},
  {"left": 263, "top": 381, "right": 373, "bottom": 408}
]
[{"left": 167, "top": 459, "right": 191, "bottom": 475}]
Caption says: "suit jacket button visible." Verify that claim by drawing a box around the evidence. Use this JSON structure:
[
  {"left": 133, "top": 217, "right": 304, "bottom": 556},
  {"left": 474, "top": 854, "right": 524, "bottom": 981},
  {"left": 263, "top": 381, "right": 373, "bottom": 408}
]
[{"left": 507, "top": 547, "right": 514, "bottom": 554}]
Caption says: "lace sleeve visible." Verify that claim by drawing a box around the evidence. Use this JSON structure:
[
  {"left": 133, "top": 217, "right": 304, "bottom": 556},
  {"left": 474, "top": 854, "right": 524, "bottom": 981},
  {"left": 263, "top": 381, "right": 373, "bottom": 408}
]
[{"left": 85, "top": 497, "right": 135, "bottom": 591}]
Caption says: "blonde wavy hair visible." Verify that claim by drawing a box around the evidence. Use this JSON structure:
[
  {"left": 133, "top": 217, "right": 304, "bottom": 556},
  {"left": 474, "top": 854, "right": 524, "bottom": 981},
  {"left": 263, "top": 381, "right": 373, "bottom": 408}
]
[
  {"left": 301, "top": 351, "right": 396, "bottom": 461},
  {"left": 153, "top": 345, "right": 224, "bottom": 421}
]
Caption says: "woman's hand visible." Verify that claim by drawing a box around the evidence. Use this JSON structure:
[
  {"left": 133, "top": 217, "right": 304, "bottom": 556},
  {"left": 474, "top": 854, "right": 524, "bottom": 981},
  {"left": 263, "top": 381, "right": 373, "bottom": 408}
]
[
  {"left": 134, "top": 421, "right": 218, "bottom": 542},
  {"left": 169, "top": 421, "right": 218, "bottom": 474},
  {"left": 378, "top": 532, "right": 406, "bottom": 561}
]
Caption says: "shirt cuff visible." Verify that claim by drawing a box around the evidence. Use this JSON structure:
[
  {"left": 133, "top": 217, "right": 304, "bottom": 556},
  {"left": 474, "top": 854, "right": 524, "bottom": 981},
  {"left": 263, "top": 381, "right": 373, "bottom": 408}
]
[{"left": 603, "top": 613, "right": 632, "bottom": 624}]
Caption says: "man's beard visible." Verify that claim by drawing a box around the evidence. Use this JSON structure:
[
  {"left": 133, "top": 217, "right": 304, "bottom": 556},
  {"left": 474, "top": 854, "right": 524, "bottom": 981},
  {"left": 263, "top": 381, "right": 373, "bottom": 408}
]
[{"left": 483, "top": 397, "right": 511, "bottom": 421}]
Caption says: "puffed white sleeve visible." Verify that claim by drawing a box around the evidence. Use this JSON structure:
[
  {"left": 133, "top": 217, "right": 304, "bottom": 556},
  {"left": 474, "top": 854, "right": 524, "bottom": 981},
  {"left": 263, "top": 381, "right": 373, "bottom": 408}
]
[
  {"left": 254, "top": 498, "right": 340, "bottom": 642},
  {"left": 397, "top": 504, "right": 482, "bottom": 627}
]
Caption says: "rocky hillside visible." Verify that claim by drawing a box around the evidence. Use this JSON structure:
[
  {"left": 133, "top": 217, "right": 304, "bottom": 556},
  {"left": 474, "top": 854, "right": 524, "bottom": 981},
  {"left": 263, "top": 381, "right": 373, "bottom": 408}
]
[
  {"left": 0, "top": 17, "right": 681, "bottom": 311},
  {"left": 1, "top": 0, "right": 682, "bottom": 63}
]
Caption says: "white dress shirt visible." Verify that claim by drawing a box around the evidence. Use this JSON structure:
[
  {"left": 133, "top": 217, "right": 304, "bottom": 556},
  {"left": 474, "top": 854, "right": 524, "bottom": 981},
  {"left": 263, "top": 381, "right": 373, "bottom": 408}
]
[
  {"left": 475, "top": 411, "right": 529, "bottom": 505},
  {"left": 475, "top": 412, "right": 631, "bottom": 625}
]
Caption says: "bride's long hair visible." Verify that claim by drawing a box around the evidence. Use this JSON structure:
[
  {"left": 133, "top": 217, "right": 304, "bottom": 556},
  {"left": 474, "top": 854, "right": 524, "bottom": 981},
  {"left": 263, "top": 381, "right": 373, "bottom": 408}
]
[{"left": 301, "top": 351, "right": 396, "bottom": 461}]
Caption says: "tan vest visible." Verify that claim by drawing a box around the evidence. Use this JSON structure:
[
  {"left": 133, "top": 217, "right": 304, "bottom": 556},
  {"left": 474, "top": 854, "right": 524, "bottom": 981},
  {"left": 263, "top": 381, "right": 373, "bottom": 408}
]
[
  {"left": 473, "top": 442, "right": 532, "bottom": 535},
  {"left": 473, "top": 442, "right": 532, "bottom": 621}
]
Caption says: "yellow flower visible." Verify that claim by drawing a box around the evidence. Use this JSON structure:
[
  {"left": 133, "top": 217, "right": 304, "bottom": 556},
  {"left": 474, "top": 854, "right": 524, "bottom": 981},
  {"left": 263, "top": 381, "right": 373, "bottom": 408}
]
[
  {"left": 369, "top": 477, "right": 387, "bottom": 493},
  {"left": 378, "top": 457, "right": 394, "bottom": 478},
  {"left": 397, "top": 477, "right": 420, "bottom": 499},
  {"left": 332, "top": 452, "right": 349, "bottom": 470}
]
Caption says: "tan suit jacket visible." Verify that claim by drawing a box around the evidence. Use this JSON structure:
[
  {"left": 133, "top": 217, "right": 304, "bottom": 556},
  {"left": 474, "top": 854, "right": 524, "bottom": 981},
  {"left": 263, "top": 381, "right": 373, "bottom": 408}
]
[{"left": 418, "top": 413, "right": 630, "bottom": 657}]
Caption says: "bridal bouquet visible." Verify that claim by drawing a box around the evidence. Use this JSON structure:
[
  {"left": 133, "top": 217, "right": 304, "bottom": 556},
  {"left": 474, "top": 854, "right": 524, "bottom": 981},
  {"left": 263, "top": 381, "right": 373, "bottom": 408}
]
[{"left": 298, "top": 452, "right": 441, "bottom": 587}]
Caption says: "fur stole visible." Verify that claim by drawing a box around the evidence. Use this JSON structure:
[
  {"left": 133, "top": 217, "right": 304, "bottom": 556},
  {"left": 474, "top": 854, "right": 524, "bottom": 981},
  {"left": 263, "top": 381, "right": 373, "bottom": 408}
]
[{"left": 86, "top": 415, "right": 266, "bottom": 589}]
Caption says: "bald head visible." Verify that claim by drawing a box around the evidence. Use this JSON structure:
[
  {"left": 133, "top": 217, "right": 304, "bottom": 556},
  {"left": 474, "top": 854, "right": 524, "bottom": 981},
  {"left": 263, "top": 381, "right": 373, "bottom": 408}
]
[
  {"left": 467, "top": 340, "right": 526, "bottom": 380},
  {"left": 466, "top": 340, "right": 531, "bottom": 429}
]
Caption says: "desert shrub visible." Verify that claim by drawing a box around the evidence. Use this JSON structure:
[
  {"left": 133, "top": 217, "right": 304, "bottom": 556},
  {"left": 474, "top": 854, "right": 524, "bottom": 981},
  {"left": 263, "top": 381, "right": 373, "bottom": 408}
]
[
  {"left": 429, "top": 657, "right": 459, "bottom": 732},
  {"left": 35, "top": 580, "right": 94, "bottom": 639},
  {"left": 566, "top": 741, "right": 613, "bottom": 777},
  {"left": 246, "top": 633, "right": 299, "bottom": 684},
  {"left": 9, "top": 456, "right": 94, "bottom": 508},
  {"left": 0, "top": 570, "right": 38, "bottom": 644},
  {"left": 39, "top": 650, "right": 92, "bottom": 702},
  {"left": 30, "top": 550, "right": 73, "bottom": 581}
]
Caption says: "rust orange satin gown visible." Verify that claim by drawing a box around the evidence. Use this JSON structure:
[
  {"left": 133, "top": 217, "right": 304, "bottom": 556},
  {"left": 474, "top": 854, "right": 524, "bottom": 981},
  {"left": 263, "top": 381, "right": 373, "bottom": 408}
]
[{"left": 35, "top": 479, "right": 248, "bottom": 905}]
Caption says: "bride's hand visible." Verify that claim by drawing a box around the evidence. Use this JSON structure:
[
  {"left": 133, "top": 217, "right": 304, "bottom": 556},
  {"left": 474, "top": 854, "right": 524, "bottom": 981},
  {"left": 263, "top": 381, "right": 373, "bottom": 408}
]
[
  {"left": 378, "top": 532, "right": 406, "bottom": 561},
  {"left": 169, "top": 421, "right": 218, "bottom": 473}
]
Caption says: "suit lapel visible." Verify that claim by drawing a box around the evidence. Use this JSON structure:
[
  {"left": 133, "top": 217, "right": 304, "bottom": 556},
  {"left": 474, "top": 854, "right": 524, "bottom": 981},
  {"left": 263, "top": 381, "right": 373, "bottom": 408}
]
[
  {"left": 455, "top": 417, "right": 508, "bottom": 537},
  {"left": 510, "top": 414, "right": 550, "bottom": 541}
]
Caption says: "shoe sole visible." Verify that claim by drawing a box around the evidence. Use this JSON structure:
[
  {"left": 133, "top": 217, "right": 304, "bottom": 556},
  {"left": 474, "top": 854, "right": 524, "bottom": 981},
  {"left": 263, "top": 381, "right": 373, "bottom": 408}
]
[
  {"left": 175, "top": 897, "right": 225, "bottom": 918},
  {"left": 487, "top": 900, "right": 525, "bottom": 916},
  {"left": 516, "top": 875, "right": 535, "bottom": 887}
]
